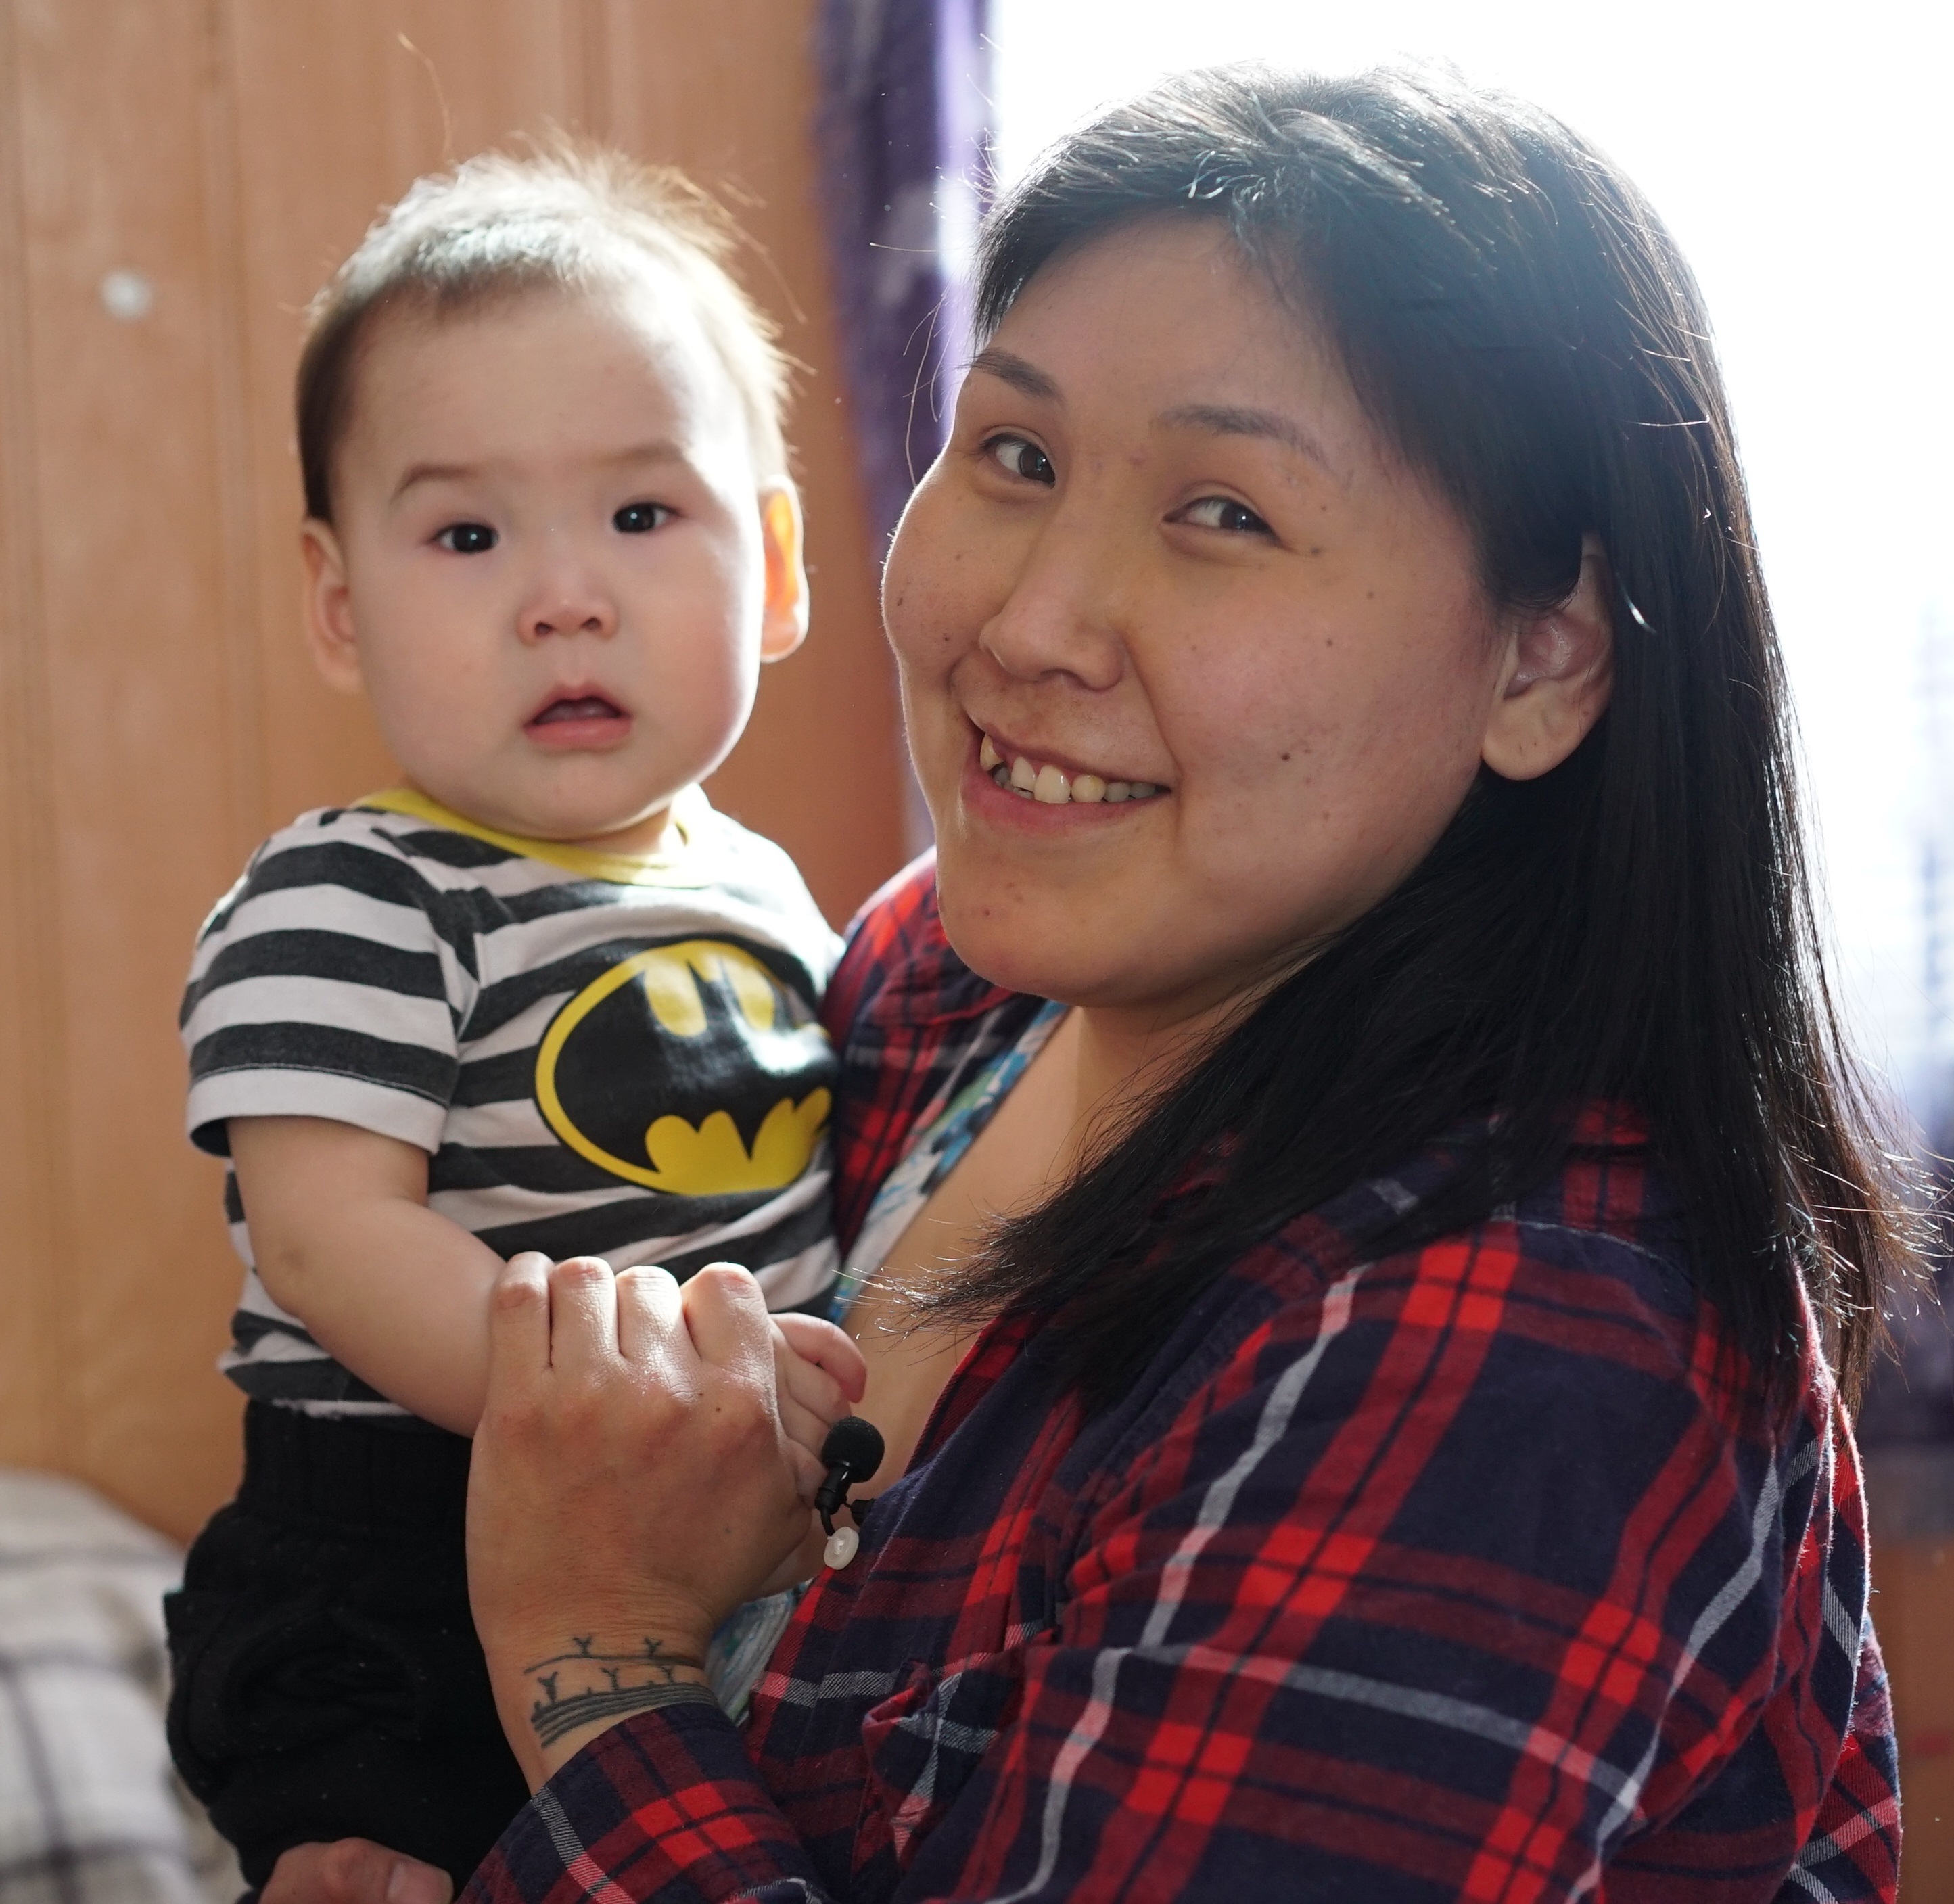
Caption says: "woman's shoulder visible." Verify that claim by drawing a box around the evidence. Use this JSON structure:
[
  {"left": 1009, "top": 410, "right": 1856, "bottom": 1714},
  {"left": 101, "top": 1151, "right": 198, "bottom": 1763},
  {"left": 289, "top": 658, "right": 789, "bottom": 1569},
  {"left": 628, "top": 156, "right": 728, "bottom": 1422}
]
[
  {"left": 1244, "top": 1113, "right": 1767, "bottom": 1436},
  {"left": 1097, "top": 1111, "right": 1819, "bottom": 1547}
]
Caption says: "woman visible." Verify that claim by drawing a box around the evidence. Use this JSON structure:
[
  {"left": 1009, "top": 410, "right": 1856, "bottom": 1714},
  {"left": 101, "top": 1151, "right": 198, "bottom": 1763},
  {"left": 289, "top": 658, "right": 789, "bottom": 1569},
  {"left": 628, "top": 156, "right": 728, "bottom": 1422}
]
[{"left": 281, "top": 64, "right": 1905, "bottom": 1902}]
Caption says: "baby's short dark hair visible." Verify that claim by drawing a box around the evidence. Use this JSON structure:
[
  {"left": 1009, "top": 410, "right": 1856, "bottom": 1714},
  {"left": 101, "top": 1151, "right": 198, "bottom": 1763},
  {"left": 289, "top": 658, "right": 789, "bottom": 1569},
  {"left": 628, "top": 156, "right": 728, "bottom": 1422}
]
[{"left": 296, "top": 145, "right": 791, "bottom": 521}]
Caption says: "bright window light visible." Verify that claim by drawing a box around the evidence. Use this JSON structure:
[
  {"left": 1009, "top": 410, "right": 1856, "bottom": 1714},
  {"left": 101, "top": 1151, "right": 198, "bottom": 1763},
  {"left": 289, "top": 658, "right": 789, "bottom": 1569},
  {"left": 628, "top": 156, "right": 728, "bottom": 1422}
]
[{"left": 994, "top": 0, "right": 1954, "bottom": 1135}]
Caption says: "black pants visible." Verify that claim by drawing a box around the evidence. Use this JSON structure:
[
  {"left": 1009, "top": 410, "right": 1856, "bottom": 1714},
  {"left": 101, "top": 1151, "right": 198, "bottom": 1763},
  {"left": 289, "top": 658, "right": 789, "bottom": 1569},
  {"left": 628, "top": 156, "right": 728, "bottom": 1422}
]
[{"left": 165, "top": 1403, "right": 530, "bottom": 1891}]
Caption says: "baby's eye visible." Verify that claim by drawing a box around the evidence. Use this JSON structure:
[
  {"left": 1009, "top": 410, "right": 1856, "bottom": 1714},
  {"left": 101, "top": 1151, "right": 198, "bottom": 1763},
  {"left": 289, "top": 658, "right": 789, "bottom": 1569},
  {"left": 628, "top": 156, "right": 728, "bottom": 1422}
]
[
  {"left": 1178, "top": 496, "right": 1272, "bottom": 535},
  {"left": 436, "top": 521, "right": 498, "bottom": 555},
  {"left": 985, "top": 434, "right": 1055, "bottom": 486},
  {"left": 613, "top": 502, "right": 672, "bottom": 535}
]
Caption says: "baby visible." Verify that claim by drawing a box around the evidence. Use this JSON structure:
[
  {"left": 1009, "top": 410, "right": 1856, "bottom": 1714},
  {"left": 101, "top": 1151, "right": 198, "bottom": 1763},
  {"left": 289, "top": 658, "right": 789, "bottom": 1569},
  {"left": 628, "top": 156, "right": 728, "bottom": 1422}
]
[{"left": 164, "top": 150, "right": 860, "bottom": 1890}]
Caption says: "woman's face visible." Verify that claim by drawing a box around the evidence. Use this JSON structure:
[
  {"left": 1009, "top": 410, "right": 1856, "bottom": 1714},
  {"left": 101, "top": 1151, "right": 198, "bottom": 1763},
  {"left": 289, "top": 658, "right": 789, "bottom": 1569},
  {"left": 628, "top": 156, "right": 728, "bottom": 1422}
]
[{"left": 885, "top": 217, "right": 1529, "bottom": 1025}]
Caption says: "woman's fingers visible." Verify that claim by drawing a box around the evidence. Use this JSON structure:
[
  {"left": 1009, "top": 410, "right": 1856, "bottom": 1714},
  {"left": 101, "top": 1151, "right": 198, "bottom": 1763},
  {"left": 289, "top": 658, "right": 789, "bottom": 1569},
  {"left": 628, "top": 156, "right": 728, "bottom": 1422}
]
[
  {"left": 615, "top": 1262, "right": 687, "bottom": 1371},
  {"left": 545, "top": 1255, "right": 620, "bottom": 1372},
  {"left": 783, "top": 1436, "right": 827, "bottom": 1504},
  {"left": 487, "top": 1252, "right": 553, "bottom": 1393},
  {"left": 774, "top": 1311, "right": 868, "bottom": 1405},
  {"left": 683, "top": 1266, "right": 820, "bottom": 1500},
  {"left": 682, "top": 1261, "right": 776, "bottom": 1375},
  {"left": 774, "top": 1382, "right": 833, "bottom": 1463}
]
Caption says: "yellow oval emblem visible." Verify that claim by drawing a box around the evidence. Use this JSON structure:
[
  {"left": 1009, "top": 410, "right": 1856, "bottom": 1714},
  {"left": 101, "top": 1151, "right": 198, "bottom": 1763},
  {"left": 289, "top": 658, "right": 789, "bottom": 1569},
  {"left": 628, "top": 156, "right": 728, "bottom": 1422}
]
[{"left": 534, "top": 939, "right": 832, "bottom": 1196}]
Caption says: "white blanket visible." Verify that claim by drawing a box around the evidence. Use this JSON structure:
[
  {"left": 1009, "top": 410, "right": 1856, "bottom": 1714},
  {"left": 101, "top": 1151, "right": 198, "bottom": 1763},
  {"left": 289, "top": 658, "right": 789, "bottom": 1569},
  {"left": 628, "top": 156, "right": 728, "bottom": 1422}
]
[{"left": 0, "top": 1471, "right": 240, "bottom": 1904}]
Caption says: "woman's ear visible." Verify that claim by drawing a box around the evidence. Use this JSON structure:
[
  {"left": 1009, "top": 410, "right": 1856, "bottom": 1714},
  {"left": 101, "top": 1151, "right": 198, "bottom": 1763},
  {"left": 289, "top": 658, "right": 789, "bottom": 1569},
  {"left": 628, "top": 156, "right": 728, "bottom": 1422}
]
[
  {"left": 299, "top": 518, "right": 365, "bottom": 696},
  {"left": 1480, "top": 534, "right": 1615, "bottom": 781},
  {"left": 758, "top": 484, "right": 810, "bottom": 662}
]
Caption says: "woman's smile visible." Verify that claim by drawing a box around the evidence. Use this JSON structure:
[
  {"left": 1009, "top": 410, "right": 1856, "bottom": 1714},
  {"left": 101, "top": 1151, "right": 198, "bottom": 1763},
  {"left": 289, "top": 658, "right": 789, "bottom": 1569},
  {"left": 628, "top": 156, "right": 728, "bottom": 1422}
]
[{"left": 970, "top": 726, "right": 1168, "bottom": 809}]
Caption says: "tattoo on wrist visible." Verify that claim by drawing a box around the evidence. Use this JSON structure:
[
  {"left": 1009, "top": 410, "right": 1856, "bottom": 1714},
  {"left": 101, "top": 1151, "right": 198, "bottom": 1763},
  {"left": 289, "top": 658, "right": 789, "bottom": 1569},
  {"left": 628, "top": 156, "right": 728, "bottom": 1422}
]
[{"left": 524, "top": 1636, "right": 715, "bottom": 1748}]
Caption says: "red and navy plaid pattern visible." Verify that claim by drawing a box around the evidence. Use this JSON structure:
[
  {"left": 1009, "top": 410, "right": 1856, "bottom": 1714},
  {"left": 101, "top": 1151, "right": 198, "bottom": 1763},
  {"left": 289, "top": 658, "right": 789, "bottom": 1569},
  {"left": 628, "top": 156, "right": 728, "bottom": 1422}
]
[
  {"left": 466, "top": 856, "right": 1901, "bottom": 1903},
  {"left": 818, "top": 853, "right": 1047, "bottom": 1255}
]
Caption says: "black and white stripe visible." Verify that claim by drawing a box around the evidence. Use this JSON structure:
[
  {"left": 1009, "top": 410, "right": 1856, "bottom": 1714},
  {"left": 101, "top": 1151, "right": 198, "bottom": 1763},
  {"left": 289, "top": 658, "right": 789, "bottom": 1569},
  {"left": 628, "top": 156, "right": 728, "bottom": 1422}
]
[{"left": 182, "top": 790, "right": 843, "bottom": 1418}]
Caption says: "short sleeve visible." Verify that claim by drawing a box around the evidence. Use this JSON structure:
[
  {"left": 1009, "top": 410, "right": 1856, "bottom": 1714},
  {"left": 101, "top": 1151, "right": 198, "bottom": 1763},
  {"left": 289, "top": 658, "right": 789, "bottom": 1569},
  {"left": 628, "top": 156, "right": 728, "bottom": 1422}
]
[{"left": 179, "top": 815, "right": 470, "bottom": 1156}]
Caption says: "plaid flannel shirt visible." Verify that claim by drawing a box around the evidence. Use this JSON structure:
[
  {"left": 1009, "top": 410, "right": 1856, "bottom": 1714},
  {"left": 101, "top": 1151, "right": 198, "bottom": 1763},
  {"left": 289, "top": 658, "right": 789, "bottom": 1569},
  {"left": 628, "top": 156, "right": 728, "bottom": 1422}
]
[{"left": 465, "top": 856, "right": 1901, "bottom": 1902}]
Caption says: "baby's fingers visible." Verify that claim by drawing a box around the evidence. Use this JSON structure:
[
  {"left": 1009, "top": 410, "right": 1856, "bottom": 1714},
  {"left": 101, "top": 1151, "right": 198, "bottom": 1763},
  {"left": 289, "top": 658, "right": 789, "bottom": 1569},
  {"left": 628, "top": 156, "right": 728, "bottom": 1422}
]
[
  {"left": 774, "top": 1312, "right": 868, "bottom": 1404},
  {"left": 771, "top": 1324, "right": 850, "bottom": 1433}
]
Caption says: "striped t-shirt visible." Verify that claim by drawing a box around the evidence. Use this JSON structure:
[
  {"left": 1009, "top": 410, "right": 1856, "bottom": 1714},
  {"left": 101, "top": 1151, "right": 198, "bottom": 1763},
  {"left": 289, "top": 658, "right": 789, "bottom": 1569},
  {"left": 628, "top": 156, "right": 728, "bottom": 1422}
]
[{"left": 180, "top": 786, "right": 843, "bottom": 1419}]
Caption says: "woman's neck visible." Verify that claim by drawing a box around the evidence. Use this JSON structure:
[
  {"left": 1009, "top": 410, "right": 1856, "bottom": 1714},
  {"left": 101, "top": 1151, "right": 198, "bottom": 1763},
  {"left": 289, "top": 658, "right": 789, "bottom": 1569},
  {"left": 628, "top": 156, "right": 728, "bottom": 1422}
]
[{"left": 1056, "top": 993, "right": 1250, "bottom": 1178}]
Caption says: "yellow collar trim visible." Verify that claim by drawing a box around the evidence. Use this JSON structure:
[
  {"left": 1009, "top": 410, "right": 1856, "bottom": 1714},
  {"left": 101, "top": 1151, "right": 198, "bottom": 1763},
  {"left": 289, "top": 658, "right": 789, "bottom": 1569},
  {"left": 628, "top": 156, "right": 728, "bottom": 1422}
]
[{"left": 354, "top": 785, "right": 711, "bottom": 887}]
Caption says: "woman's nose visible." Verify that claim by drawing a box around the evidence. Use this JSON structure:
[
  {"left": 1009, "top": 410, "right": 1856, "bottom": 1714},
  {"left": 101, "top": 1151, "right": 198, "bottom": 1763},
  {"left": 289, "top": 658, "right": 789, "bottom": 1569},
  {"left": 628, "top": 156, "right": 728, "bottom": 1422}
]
[{"left": 979, "top": 513, "right": 1128, "bottom": 691}]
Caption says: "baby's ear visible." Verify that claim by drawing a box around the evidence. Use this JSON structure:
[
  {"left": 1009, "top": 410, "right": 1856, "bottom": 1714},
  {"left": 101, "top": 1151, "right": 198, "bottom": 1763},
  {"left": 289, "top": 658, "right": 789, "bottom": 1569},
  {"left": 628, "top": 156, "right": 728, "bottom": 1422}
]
[
  {"left": 299, "top": 519, "right": 365, "bottom": 695},
  {"left": 1480, "top": 534, "right": 1614, "bottom": 781},
  {"left": 759, "top": 485, "right": 809, "bottom": 661}
]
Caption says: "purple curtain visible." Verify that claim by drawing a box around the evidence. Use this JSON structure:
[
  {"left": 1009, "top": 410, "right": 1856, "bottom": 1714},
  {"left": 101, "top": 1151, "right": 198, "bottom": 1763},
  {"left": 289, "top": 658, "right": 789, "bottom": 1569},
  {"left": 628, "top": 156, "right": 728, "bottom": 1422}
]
[{"left": 816, "top": 0, "right": 994, "bottom": 556}]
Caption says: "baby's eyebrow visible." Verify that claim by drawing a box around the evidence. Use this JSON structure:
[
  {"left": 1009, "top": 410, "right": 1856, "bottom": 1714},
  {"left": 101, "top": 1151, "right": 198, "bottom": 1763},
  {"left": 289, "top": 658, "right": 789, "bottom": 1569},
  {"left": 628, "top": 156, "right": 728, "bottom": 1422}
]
[
  {"left": 392, "top": 461, "right": 477, "bottom": 501},
  {"left": 390, "top": 440, "right": 691, "bottom": 502},
  {"left": 592, "top": 439, "right": 689, "bottom": 470}
]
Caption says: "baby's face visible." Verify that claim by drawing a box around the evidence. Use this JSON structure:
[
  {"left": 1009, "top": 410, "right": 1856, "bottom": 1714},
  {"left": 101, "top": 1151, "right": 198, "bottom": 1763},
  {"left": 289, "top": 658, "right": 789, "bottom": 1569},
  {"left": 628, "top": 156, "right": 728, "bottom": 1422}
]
[{"left": 303, "top": 277, "right": 804, "bottom": 849}]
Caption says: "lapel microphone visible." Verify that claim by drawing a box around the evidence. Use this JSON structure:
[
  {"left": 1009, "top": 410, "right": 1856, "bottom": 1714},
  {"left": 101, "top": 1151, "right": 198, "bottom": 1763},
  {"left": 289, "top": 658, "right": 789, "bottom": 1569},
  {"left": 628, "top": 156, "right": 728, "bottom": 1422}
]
[{"left": 814, "top": 1416, "right": 884, "bottom": 1569}]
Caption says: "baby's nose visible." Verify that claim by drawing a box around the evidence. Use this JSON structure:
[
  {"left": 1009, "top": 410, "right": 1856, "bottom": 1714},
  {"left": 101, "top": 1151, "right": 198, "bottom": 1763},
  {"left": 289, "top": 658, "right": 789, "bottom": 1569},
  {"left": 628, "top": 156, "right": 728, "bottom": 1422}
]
[
  {"left": 520, "top": 588, "right": 617, "bottom": 643},
  {"left": 526, "top": 608, "right": 610, "bottom": 638}
]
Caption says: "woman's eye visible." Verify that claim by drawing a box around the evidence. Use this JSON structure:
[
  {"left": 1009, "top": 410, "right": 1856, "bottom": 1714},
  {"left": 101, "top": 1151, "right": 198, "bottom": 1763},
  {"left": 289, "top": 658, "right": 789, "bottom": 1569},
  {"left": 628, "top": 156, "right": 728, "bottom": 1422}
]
[
  {"left": 985, "top": 435, "right": 1056, "bottom": 486},
  {"left": 1180, "top": 496, "right": 1272, "bottom": 535},
  {"left": 435, "top": 521, "right": 498, "bottom": 554},
  {"left": 613, "top": 502, "right": 671, "bottom": 534}
]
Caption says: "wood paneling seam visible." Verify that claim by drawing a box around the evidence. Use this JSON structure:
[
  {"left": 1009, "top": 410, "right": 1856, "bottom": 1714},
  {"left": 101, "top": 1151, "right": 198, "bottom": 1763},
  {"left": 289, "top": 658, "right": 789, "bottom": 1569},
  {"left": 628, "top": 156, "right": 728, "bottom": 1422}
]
[{"left": 201, "top": 0, "right": 267, "bottom": 854}]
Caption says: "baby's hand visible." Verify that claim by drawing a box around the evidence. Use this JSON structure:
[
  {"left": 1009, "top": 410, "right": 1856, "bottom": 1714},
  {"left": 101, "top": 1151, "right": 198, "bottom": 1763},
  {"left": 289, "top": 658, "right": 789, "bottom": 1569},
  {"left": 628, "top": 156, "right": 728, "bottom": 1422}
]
[
  {"left": 759, "top": 1311, "right": 869, "bottom": 1596},
  {"left": 770, "top": 1311, "right": 868, "bottom": 1465}
]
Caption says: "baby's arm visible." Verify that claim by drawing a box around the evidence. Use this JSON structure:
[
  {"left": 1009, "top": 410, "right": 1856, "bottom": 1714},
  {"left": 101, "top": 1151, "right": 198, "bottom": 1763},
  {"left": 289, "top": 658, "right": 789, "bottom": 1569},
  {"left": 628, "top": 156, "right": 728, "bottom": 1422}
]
[
  {"left": 229, "top": 1115, "right": 501, "bottom": 1435},
  {"left": 230, "top": 1124, "right": 870, "bottom": 1462}
]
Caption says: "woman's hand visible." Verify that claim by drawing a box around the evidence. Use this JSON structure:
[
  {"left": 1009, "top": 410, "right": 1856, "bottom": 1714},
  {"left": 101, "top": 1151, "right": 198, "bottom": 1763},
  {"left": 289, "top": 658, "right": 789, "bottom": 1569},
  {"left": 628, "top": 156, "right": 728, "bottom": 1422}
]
[{"left": 467, "top": 1253, "right": 847, "bottom": 1786}]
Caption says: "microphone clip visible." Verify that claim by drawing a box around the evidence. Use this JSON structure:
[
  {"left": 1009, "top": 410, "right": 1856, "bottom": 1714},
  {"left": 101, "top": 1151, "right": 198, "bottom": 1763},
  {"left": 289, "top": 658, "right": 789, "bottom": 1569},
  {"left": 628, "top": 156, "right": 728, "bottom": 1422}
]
[{"left": 814, "top": 1415, "right": 885, "bottom": 1569}]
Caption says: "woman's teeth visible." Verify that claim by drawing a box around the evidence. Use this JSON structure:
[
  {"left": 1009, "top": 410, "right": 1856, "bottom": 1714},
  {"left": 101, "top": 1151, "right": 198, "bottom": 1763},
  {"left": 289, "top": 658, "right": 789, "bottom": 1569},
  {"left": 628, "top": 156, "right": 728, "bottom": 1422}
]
[{"left": 977, "top": 733, "right": 1161, "bottom": 805}]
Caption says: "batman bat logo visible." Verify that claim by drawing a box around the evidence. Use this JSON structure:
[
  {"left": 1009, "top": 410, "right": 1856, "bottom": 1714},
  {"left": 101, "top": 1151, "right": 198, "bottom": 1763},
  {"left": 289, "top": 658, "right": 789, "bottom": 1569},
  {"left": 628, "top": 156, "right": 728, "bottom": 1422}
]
[{"left": 534, "top": 938, "right": 835, "bottom": 1197}]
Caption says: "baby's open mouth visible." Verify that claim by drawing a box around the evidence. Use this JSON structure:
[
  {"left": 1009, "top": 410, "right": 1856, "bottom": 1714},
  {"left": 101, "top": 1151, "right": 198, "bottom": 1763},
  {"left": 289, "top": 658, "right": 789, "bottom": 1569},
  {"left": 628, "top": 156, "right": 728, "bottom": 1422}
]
[
  {"left": 530, "top": 694, "right": 626, "bottom": 726},
  {"left": 979, "top": 733, "right": 1165, "bottom": 805}
]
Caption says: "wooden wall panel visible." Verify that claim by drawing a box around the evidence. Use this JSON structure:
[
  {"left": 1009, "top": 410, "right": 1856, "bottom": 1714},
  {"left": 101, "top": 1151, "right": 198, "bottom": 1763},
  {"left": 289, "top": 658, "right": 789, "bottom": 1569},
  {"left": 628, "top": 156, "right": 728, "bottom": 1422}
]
[
  {"left": 0, "top": 0, "right": 906, "bottom": 1541},
  {"left": 1, "top": 0, "right": 263, "bottom": 1538}
]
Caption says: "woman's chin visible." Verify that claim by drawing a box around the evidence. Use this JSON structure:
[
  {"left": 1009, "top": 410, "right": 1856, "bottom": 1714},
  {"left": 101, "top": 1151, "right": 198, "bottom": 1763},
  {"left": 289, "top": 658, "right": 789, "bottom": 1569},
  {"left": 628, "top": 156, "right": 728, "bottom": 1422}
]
[{"left": 933, "top": 867, "right": 1140, "bottom": 1008}]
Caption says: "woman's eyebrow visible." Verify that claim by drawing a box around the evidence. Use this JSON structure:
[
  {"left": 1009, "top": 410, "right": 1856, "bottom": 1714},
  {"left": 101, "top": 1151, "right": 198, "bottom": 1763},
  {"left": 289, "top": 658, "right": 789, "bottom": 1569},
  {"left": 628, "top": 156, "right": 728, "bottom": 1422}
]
[
  {"left": 967, "top": 347, "right": 1062, "bottom": 402},
  {"left": 1157, "top": 402, "right": 1336, "bottom": 474}
]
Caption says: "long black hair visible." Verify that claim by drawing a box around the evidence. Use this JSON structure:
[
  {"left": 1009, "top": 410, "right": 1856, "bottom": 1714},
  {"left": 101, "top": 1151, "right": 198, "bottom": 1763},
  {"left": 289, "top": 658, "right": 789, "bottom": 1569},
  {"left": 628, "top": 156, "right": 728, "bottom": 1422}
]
[{"left": 922, "top": 64, "right": 1915, "bottom": 1411}]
